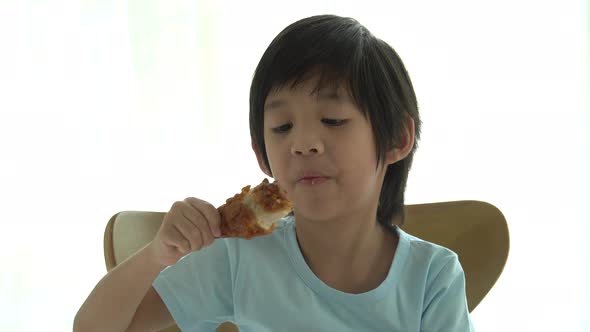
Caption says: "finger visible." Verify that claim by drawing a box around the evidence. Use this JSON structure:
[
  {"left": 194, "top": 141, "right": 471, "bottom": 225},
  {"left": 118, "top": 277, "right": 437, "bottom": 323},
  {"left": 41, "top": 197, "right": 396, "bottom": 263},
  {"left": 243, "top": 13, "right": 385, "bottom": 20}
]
[
  {"left": 162, "top": 222, "right": 191, "bottom": 254},
  {"left": 174, "top": 215, "right": 204, "bottom": 252},
  {"left": 185, "top": 197, "right": 221, "bottom": 238},
  {"left": 180, "top": 203, "right": 214, "bottom": 247}
]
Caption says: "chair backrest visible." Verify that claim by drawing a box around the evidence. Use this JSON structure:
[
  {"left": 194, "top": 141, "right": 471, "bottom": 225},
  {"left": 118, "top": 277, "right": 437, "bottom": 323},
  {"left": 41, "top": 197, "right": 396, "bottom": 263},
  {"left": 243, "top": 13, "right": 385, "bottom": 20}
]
[
  {"left": 104, "top": 200, "right": 509, "bottom": 330},
  {"left": 402, "top": 200, "right": 509, "bottom": 311}
]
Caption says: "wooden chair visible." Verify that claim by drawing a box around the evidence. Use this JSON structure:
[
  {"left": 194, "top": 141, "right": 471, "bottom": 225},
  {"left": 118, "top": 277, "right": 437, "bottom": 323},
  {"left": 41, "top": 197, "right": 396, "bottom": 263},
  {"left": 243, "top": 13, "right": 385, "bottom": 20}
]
[{"left": 104, "top": 200, "right": 509, "bottom": 331}]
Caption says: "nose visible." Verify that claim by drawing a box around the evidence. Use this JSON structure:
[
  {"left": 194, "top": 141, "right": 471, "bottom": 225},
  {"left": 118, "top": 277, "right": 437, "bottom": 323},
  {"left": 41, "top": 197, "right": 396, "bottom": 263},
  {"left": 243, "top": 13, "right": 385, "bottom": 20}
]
[{"left": 290, "top": 132, "right": 325, "bottom": 156}]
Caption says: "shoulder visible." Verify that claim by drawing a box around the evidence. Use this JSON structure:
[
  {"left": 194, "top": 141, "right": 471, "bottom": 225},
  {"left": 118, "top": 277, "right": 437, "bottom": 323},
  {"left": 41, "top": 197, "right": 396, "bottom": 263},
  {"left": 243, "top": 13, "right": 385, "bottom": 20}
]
[
  {"left": 397, "top": 229, "right": 474, "bottom": 330},
  {"left": 396, "top": 227, "right": 464, "bottom": 286},
  {"left": 398, "top": 227, "right": 459, "bottom": 264}
]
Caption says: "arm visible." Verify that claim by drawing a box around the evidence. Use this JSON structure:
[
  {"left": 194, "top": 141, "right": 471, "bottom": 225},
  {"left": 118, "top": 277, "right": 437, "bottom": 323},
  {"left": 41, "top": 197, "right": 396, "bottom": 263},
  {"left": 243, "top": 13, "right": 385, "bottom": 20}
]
[
  {"left": 73, "top": 244, "right": 174, "bottom": 332},
  {"left": 74, "top": 197, "right": 222, "bottom": 332},
  {"left": 420, "top": 255, "right": 475, "bottom": 332}
]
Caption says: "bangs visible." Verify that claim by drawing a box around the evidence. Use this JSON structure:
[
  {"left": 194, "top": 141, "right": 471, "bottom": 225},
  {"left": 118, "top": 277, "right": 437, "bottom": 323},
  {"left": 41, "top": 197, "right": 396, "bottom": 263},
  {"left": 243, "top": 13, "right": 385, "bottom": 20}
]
[
  {"left": 259, "top": 17, "right": 368, "bottom": 111},
  {"left": 268, "top": 65, "right": 357, "bottom": 105}
]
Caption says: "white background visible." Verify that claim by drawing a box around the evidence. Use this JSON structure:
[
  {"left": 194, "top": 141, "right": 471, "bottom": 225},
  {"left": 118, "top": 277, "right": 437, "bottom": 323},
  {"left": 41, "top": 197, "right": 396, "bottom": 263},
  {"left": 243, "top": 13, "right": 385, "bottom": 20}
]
[{"left": 0, "top": 0, "right": 588, "bottom": 331}]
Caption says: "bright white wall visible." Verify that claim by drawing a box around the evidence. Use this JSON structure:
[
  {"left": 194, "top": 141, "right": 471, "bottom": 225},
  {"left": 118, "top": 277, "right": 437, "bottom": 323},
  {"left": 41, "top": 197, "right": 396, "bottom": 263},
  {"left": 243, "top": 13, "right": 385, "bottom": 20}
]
[{"left": 0, "top": 0, "right": 588, "bottom": 331}]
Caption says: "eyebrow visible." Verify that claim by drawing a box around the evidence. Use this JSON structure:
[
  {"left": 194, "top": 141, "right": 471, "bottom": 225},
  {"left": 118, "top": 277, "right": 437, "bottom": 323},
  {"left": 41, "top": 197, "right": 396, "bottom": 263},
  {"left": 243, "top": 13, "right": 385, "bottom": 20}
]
[
  {"left": 264, "top": 99, "right": 288, "bottom": 111},
  {"left": 264, "top": 90, "right": 341, "bottom": 111}
]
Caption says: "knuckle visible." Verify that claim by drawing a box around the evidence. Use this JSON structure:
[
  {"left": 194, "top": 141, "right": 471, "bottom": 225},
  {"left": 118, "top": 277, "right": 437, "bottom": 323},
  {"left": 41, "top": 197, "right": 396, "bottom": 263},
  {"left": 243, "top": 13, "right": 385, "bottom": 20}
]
[
  {"left": 171, "top": 201, "right": 184, "bottom": 210},
  {"left": 163, "top": 216, "right": 179, "bottom": 229},
  {"left": 202, "top": 200, "right": 215, "bottom": 210},
  {"left": 184, "top": 197, "right": 200, "bottom": 205}
]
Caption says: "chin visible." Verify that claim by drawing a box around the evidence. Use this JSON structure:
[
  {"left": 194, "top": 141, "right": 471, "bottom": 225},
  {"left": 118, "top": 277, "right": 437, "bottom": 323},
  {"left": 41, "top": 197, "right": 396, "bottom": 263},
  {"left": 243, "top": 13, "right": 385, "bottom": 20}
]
[{"left": 292, "top": 199, "right": 339, "bottom": 223}]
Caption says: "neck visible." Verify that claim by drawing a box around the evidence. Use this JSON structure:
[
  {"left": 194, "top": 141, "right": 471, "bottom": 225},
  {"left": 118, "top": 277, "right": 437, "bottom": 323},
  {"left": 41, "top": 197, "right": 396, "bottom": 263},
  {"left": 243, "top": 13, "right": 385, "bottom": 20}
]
[{"left": 294, "top": 208, "right": 398, "bottom": 294}]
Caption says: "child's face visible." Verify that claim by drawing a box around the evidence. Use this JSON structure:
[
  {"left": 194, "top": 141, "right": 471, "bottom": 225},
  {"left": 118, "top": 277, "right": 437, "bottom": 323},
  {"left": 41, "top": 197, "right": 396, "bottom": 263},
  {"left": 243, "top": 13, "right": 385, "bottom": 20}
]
[{"left": 256, "top": 77, "right": 398, "bottom": 222}]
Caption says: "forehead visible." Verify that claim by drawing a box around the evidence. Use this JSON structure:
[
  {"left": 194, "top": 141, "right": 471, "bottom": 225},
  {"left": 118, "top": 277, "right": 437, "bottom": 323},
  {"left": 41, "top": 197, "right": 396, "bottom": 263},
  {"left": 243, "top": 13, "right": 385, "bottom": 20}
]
[
  {"left": 264, "top": 84, "right": 352, "bottom": 113},
  {"left": 265, "top": 76, "right": 349, "bottom": 102}
]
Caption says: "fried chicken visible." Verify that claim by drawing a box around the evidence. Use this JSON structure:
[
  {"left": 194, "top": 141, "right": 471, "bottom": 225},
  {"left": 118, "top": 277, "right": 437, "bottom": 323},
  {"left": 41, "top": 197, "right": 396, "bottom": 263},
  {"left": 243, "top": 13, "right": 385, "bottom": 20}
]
[{"left": 218, "top": 178, "right": 292, "bottom": 239}]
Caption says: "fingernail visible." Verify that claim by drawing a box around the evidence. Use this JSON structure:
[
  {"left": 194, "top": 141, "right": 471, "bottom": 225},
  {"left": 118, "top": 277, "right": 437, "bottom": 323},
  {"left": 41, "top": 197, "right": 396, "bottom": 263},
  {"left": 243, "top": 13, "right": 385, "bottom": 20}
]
[{"left": 214, "top": 228, "right": 221, "bottom": 237}]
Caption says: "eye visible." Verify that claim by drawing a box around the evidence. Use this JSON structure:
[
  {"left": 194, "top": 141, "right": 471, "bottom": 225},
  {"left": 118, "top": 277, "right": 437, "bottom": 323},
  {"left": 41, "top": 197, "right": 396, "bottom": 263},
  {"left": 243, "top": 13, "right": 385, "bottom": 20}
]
[
  {"left": 322, "top": 118, "right": 349, "bottom": 126},
  {"left": 271, "top": 123, "right": 293, "bottom": 133}
]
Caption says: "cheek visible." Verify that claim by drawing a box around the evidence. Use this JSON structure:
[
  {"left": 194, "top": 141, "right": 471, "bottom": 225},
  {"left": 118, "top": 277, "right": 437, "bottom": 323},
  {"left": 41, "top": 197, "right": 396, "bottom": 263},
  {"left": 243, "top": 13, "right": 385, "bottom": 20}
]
[
  {"left": 336, "top": 130, "right": 376, "bottom": 163},
  {"left": 263, "top": 134, "right": 288, "bottom": 176},
  {"left": 333, "top": 134, "right": 379, "bottom": 184}
]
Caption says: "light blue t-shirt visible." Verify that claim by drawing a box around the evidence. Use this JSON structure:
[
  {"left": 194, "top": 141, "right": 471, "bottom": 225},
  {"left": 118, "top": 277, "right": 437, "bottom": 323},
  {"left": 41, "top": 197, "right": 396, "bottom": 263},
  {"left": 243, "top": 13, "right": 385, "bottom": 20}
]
[{"left": 153, "top": 216, "right": 475, "bottom": 331}]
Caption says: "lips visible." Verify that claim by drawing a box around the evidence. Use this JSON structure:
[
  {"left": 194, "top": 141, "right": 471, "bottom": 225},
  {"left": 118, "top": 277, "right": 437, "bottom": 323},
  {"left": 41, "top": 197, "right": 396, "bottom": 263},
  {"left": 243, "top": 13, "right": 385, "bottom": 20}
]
[
  {"left": 298, "top": 171, "right": 326, "bottom": 180},
  {"left": 296, "top": 171, "right": 330, "bottom": 185},
  {"left": 298, "top": 177, "right": 328, "bottom": 185}
]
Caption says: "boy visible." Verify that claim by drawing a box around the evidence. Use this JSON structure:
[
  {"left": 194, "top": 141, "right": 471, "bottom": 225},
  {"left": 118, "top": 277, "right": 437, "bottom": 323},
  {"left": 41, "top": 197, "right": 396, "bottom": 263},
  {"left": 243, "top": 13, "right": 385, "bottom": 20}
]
[{"left": 75, "top": 14, "right": 474, "bottom": 331}]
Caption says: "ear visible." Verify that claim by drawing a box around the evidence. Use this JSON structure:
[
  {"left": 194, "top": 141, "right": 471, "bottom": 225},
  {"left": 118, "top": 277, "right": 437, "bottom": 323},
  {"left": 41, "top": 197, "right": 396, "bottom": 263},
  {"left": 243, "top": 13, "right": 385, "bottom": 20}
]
[
  {"left": 252, "top": 140, "right": 273, "bottom": 177},
  {"left": 385, "top": 114, "right": 415, "bottom": 165}
]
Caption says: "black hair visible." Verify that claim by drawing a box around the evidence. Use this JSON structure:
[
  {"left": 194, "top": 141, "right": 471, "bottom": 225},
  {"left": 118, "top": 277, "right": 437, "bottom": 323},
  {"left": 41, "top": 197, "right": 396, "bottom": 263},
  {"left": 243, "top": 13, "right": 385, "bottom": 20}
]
[{"left": 249, "top": 15, "right": 422, "bottom": 227}]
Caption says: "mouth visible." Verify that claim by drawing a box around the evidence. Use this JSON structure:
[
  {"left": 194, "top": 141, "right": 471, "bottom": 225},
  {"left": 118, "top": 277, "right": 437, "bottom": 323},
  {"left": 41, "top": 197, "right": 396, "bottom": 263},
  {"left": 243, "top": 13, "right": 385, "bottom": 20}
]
[{"left": 297, "top": 172, "right": 330, "bottom": 185}]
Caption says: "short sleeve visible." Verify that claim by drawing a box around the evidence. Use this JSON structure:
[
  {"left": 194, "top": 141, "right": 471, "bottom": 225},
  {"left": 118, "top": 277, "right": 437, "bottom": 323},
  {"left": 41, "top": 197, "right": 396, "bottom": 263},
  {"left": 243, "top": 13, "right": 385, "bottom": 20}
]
[
  {"left": 152, "top": 239, "right": 234, "bottom": 331},
  {"left": 420, "top": 254, "right": 475, "bottom": 332}
]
